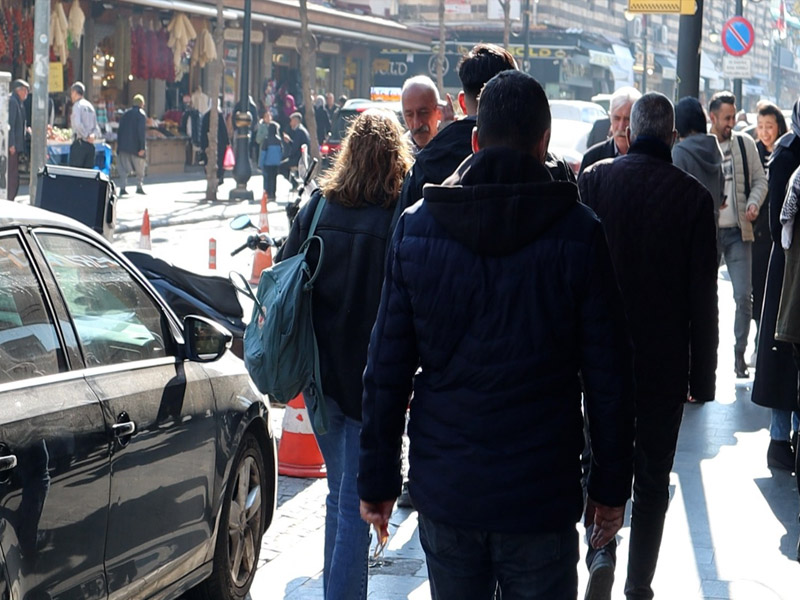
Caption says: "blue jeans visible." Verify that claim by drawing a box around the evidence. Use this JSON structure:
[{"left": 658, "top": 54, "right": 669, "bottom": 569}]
[
  {"left": 308, "top": 397, "right": 369, "bottom": 600},
  {"left": 418, "top": 513, "right": 578, "bottom": 600},
  {"left": 769, "top": 409, "right": 800, "bottom": 442},
  {"left": 718, "top": 227, "right": 752, "bottom": 353}
]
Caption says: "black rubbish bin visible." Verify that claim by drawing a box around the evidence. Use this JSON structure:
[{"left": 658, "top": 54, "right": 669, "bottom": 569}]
[{"left": 36, "top": 165, "right": 116, "bottom": 240}]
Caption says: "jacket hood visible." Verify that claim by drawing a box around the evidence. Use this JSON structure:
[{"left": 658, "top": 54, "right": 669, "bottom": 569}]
[
  {"left": 673, "top": 134, "right": 722, "bottom": 175},
  {"left": 422, "top": 147, "right": 579, "bottom": 256},
  {"left": 413, "top": 117, "right": 476, "bottom": 184}
]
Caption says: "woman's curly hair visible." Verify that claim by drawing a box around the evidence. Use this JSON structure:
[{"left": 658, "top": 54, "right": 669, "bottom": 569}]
[{"left": 320, "top": 109, "right": 412, "bottom": 209}]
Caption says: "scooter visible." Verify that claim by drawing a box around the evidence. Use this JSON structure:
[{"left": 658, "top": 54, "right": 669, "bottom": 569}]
[{"left": 124, "top": 250, "right": 247, "bottom": 359}]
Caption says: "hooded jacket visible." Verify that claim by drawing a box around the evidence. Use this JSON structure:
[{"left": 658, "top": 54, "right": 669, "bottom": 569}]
[
  {"left": 672, "top": 133, "right": 724, "bottom": 213},
  {"left": 359, "top": 147, "right": 635, "bottom": 534}
]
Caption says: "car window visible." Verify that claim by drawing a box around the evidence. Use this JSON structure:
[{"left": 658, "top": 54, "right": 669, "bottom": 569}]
[
  {"left": 0, "top": 235, "right": 64, "bottom": 383},
  {"left": 582, "top": 108, "right": 604, "bottom": 123},
  {"left": 36, "top": 234, "right": 170, "bottom": 367}
]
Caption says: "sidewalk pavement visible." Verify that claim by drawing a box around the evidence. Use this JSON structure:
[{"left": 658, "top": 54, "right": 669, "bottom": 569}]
[{"left": 19, "top": 172, "right": 800, "bottom": 598}]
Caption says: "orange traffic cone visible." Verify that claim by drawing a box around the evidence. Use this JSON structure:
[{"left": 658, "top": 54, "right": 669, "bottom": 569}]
[
  {"left": 139, "top": 209, "right": 151, "bottom": 250},
  {"left": 278, "top": 394, "right": 326, "bottom": 478},
  {"left": 249, "top": 193, "right": 273, "bottom": 284}
]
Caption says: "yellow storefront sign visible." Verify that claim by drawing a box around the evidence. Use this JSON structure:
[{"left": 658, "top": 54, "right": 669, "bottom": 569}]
[
  {"left": 49, "top": 63, "right": 64, "bottom": 93},
  {"left": 627, "top": 0, "right": 696, "bottom": 14}
]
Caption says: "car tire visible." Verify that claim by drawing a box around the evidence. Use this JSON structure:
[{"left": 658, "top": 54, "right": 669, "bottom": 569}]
[{"left": 191, "top": 432, "right": 266, "bottom": 600}]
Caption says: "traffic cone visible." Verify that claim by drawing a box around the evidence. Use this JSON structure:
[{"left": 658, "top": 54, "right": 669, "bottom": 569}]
[
  {"left": 249, "top": 194, "right": 273, "bottom": 284},
  {"left": 139, "top": 209, "right": 151, "bottom": 250},
  {"left": 278, "top": 394, "right": 326, "bottom": 478},
  {"left": 208, "top": 237, "right": 217, "bottom": 270}
]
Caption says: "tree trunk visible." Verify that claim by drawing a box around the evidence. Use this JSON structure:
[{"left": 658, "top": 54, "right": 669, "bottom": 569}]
[
  {"left": 205, "top": 1, "right": 225, "bottom": 202},
  {"left": 299, "top": 0, "right": 321, "bottom": 162},
  {"left": 437, "top": 0, "right": 445, "bottom": 92}
]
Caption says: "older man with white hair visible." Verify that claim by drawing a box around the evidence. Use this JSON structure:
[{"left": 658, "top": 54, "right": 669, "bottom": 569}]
[
  {"left": 400, "top": 75, "right": 444, "bottom": 154},
  {"left": 579, "top": 86, "right": 642, "bottom": 176}
]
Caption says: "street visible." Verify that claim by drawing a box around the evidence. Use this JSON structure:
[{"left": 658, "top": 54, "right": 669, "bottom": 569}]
[{"left": 13, "top": 171, "right": 800, "bottom": 599}]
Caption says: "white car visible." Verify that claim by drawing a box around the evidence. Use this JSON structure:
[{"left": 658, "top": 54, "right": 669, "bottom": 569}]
[
  {"left": 549, "top": 100, "right": 608, "bottom": 125},
  {"left": 549, "top": 118, "right": 594, "bottom": 175}
]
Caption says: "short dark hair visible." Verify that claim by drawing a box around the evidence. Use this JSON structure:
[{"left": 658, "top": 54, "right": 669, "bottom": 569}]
[
  {"left": 709, "top": 91, "right": 736, "bottom": 114},
  {"left": 458, "top": 43, "right": 517, "bottom": 101},
  {"left": 675, "top": 97, "right": 707, "bottom": 137},
  {"left": 476, "top": 70, "right": 550, "bottom": 154},
  {"left": 757, "top": 101, "right": 788, "bottom": 137},
  {"left": 71, "top": 81, "right": 86, "bottom": 97},
  {"left": 630, "top": 92, "right": 675, "bottom": 146}
]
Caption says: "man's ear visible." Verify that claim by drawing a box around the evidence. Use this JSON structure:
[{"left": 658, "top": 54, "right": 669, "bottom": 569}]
[
  {"left": 458, "top": 91, "right": 467, "bottom": 115},
  {"left": 626, "top": 126, "right": 632, "bottom": 148},
  {"left": 536, "top": 129, "right": 551, "bottom": 162},
  {"left": 671, "top": 129, "right": 678, "bottom": 148},
  {"left": 472, "top": 128, "right": 480, "bottom": 153}
]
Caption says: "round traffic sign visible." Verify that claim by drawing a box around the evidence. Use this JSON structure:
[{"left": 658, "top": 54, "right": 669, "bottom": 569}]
[{"left": 722, "top": 17, "right": 755, "bottom": 57}]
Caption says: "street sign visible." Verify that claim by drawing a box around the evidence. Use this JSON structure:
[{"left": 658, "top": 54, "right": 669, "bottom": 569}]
[
  {"left": 722, "top": 16, "right": 755, "bottom": 57},
  {"left": 722, "top": 56, "right": 752, "bottom": 79},
  {"left": 626, "top": 0, "right": 696, "bottom": 15}
]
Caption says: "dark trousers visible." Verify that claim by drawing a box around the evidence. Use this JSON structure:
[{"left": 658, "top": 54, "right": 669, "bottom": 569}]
[
  {"left": 418, "top": 513, "right": 578, "bottom": 600},
  {"left": 8, "top": 151, "right": 19, "bottom": 200},
  {"left": 263, "top": 166, "right": 278, "bottom": 199},
  {"left": 69, "top": 139, "right": 95, "bottom": 169},
  {"left": 624, "top": 398, "right": 684, "bottom": 600}
]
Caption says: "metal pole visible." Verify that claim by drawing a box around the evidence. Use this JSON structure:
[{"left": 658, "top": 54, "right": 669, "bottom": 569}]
[
  {"left": 677, "top": 0, "right": 703, "bottom": 99},
  {"left": 30, "top": 0, "right": 50, "bottom": 207},
  {"left": 642, "top": 15, "right": 648, "bottom": 94},
  {"left": 230, "top": 0, "right": 253, "bottom": 201},
  {"left": 522, "top": 0, "right": 531, "bottom": 74},
  {"left": 733, "top": 0, "right": 743, "bottom": 103}
]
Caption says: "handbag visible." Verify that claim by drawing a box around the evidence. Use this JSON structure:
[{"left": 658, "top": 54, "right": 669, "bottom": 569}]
[{"left": 240, "top": 195, "right": 329, "bottom": 433}]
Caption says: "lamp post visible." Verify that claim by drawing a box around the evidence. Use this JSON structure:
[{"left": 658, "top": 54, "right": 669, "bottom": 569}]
[{"left": 230, "top": 0, "right": 253, "bottom": 202}]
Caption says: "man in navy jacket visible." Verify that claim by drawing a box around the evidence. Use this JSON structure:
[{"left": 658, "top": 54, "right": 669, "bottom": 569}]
[
  {"left": 358, "top": 70, "right": 636, "bottom": 599},
  {"left": 117, "top": 94, "right": 147, "bottom": 196}
]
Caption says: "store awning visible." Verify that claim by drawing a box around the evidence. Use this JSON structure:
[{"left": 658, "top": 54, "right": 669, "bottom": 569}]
[
  {"left": 654, "top": 54, "right": 677, "bottom": 80},
  {"left": 119, "top": 0, "right": 432, "bottom": 51},
  {"left": 610, "top": 43, "right": 635, "bottom": 89}
]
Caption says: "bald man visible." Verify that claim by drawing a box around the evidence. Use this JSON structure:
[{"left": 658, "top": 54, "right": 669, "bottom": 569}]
[{"left": 401, "top": 76, "right": 443, "bottom": 154}]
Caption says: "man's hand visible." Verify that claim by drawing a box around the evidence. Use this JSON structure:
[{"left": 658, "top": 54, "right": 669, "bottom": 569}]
[
  {"left": 8, "top": 146, "right": 15, "bottom": 156},
  {"left": 360, "top": 499, "right": 394, "bottom": 542},
  {"left": 745, "top": 204, "right": 759, "bottom": 222},
  {"left": 438, "top": 93, "right": 456, "bottom": 129},
  {"left": 589, "top": 501, "right": 625, "bottom": 549},
  {"left": 283, "top": 133, "right": 291, "bottom": 143},
  {"left": 88, "top": 134, "right": 96, "bottom": 143},
  {"left": 138, "top": 150, "right": 146, "bottom": 157}
]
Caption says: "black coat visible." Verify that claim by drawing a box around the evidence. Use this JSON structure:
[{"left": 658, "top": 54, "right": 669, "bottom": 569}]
[
  {"left": 579, "top": 138, "right": 719, "bottom": 403},
  {"left": 359, "top": 147, "right": 635, "bottom": 534},
  {"left": 752, "top": 140, "right": 773, "bottom": 325},
  {"left": 279, "top": 191, "right": 395, "bottom": 421},
  {"left": 752, "top": 134, "right": 800, "bottom": 411},
  {"left": 117, "top": 106, "right": 146, "bottom": 155},
  {"left": 200, "top": 110, "right": 230, "bottom": 171},
  {"left": 579, "top": 138, "right": 617, "bottom": 176}
]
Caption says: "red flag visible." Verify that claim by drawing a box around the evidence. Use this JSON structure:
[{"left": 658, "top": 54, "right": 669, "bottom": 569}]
[{"left": 779, "top": 0, "right": 787, "bottom": 39}]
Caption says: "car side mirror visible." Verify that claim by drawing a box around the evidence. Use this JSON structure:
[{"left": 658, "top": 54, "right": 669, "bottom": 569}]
[
  {"left": 230, "top": 215, "right": 256, "bottom": 231},
  {"left": 184, "top": 315, "right": 232, "bottom": 362}
]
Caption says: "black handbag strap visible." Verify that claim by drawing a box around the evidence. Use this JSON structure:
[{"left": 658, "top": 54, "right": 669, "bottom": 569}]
[{"left": 737, "top": 135, "right": 751, "bottom": 199}]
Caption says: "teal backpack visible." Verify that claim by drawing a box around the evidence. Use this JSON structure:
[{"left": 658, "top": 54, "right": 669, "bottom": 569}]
[{"left": 241, "top": 196, "right": 328, "bottom": 433}]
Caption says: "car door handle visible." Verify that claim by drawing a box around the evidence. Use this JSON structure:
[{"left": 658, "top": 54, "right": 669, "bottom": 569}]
[
  {"left": 112, "top": 422, "right": 136, "bottom": 437},
  {"left": 0, "top": 455, "right": 17, "bottom": 471}
]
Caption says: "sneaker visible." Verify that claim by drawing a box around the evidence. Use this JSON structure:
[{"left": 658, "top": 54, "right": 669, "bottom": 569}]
[
  {"left": 136, "top": 186, "right": 146, "bottom": 195},
  {"left": 118, "top": 188, "right": 127, "bottom": 197},
  {"left": 767, "top": 439, "right": 795, "bottom": 471},
  {"left": 396, "top": 481, "right": 414, "bottom": 509},
  {"left": 584, "top": 548, "right": 615, "bottom": 600}
]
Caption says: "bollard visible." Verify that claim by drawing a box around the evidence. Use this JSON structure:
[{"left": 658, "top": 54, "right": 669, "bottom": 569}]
[{"left": 209, "top": 237, "right": 217, "bottom": 270}]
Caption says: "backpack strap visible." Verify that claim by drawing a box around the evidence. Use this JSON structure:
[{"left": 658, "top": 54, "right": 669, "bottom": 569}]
[
  {"left": 737, "top": 135, "right": 751, "bottom": 199},
  {"left": 307, "top": 191, "right": 326, "bottom": 239}
]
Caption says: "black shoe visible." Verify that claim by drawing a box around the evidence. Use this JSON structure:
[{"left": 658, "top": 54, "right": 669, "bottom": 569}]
[
  {"left": 118, "top": 187, "right": 127, "bottom": 197},
  {"left": 584, "top": 548, "right": 615, "bottom": 600},
  {"left": 136, "top": 186, "right": 145, "bottom": 195},
  {"left": 768, "top": 439, "right": 795, "bottom": 471},
  {"left": 735, "top": 351, "right": 749, "bottom": 378}
]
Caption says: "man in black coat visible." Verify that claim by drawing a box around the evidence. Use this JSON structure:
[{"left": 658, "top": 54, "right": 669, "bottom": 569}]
[
  {"left": 579, "top": 93, "right": 719, "bottom": 600},
  {"left": 8, "top": 79, "right": 28, "bottom": 201},
  {"left": 359, "top": 70, "right": 635, "bottom": 600},
  {"left": 200, "top": 99, "right": 230, "bottom": 185},
  {"left": 579, "top": 86, "right": 641, "bottom": 176},
  {"left": 116, "top": 94, "right": 147, "bottom": 196},
  {"left": 282, "top": 112, "right": 311, "bottom": 186}
]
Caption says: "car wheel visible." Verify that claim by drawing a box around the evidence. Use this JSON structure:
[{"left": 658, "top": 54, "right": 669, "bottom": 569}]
[{"left": 191, "top": 432, "right": 266, "bottom": 600}]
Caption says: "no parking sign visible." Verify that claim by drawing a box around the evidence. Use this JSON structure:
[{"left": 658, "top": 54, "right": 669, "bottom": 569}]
[{"left": 722, "top": 16, "right": 755, "bottom": 57}]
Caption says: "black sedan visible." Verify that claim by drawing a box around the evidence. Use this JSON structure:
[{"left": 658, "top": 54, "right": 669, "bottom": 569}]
[{"left": 0, "top": 203, "right": 276, "bottom": 599}]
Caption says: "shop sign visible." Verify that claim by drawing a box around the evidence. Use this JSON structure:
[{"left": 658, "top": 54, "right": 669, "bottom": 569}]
[
  {"left": 428, "top": 55, "right": 450, "bottom": 78},
  {"left": 589, "top": 50, "right": 616, "bottom": 68},
  {"left": 626, "top": 0, "right": 696, "bottom": 14},
  {"left": 509, "top": 46, "right": 571, "bottom": 60},
  {"left": 275, "top": 35, "right": 297, "bottom": 48},
  {"left": 49, "top": 63, "right": 64, "bottom": 93},
  {"left": 224, "top": 28, "right": 264, "bottom": 44},
  {"left": 372, "top": 59, "right": 408, "bottom": 76},
  {"left": 319, "top": 42, "right": 340, "bottom": 55},
  {"left": 723, "top": 56, "right": 752, "bottom": 78}
]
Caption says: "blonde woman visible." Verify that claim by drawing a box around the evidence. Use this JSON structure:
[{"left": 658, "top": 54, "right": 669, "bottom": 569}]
[{"left": 277, "top": 109, "right": 412, "bottom": 599}]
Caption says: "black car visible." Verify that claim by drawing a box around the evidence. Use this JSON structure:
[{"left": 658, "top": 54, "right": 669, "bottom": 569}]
[{"left": 0, "top": 203, "right": 276, "bottom": 600}]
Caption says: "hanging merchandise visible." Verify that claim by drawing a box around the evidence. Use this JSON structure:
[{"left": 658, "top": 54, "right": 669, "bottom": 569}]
[
  {"left": 0, "top": 9, "right": 9, "bottom": 64},
  {"left": 167, "top": 12, "right": 196, "bottom": 78},
  {"left": 68, "top": 0, "right": 85, "bottom": 48},
  {"left": 50, "top": 2, "right": 69, "bottom": 64},
  {"left": 21, "top": 10, "right": 33, "bottom": 65},
  {"left": 191, "top": 26, "right": 216, "bottom": 69}
]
